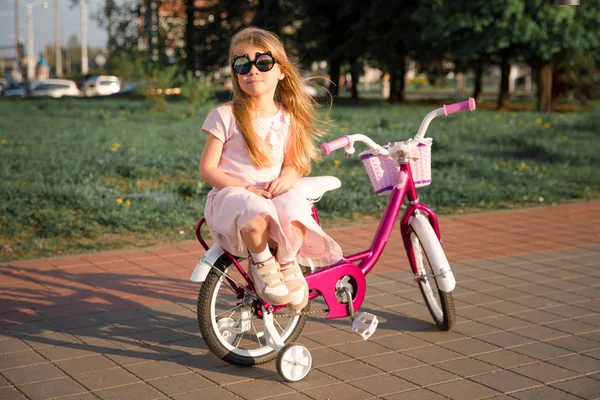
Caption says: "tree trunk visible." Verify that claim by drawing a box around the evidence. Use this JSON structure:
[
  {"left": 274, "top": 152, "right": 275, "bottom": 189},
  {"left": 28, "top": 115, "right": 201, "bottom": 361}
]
[
  {"left": 388, "top": 66, "right": 398, "bottom": 103},
  {"left": 396, "top": 55, "right": 406, "bottom": 103},
  {"left": 472, "top": 58, "right": 484, "bottom": 105},
  {"left": 350, "top": 60, "right": 360, "bottom": 100},
  {"left": 551, "top": 66, "right": 562, "bottom": 111},
  {"left": 537, "top": 62, "right": 553, "bottom": 112},
  {"left": 328, "top": 57, "right": 341, "bottom": 100},
  {"left": 185, "top": 0, "right": 196, "bottom": 72},
  {"left": 497, "top": 55, "right": 511, "bottom": 109}
]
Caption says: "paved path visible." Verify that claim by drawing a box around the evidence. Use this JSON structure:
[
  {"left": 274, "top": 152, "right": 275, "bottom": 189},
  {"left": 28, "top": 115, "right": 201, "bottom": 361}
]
[{"left": 1, "top": 201, "right": 599, "bottom": 399}]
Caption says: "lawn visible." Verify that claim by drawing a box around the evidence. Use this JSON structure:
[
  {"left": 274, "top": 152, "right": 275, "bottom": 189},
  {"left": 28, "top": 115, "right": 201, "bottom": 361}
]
[{"left": 1, "top": 97, "right": 598, "bottom": 261}]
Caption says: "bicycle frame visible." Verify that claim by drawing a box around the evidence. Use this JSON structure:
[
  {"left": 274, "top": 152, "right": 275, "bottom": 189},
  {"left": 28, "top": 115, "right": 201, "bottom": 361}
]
[{"left": 194, "top": 159, "right": 441, "bottom": 320}]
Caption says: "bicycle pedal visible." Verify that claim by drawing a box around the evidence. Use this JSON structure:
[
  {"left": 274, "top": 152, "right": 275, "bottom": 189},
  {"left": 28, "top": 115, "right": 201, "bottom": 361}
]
[{"left": 350, "top": 312, "right": 379, "bottom": 340}]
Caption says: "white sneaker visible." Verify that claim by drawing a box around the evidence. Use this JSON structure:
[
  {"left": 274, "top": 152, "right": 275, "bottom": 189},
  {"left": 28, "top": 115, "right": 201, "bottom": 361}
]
[
  {"left": 280, "top": 260, "right": 309, "bottom": 312},
  {"left": 249, "top": 257, "right": 292, "bottom": 305}
]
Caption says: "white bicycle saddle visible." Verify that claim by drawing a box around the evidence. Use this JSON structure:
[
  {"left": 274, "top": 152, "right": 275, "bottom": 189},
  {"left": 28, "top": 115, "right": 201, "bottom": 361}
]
[{"left": 294, "top": 176, "right": 341, "bottom": 202}]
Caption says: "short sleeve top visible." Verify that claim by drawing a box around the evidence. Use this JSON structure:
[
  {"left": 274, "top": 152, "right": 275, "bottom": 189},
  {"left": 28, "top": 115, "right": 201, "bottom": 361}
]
[{"left": 201, "top": 103, "right": 292, "bottom": 185}]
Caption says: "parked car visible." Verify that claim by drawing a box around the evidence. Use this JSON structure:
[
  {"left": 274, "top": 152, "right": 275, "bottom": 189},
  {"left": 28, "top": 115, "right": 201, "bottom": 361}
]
[
  {"left": 29, "top": 79, "right": 81, "bottom": 98},
  {"left": 3, "top": 81, "right": 39, "bottom": 98},
  {"left": 0, "top": 78, "right": 8, "bottom": 96},
  {"left": 84, "top": 75, "right": 121, "bottom": 96}
]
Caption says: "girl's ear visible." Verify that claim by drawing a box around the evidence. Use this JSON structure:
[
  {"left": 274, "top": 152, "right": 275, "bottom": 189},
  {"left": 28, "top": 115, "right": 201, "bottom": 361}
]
[{"left": 279, "top": 73, "right": 285, "bottom": 81}]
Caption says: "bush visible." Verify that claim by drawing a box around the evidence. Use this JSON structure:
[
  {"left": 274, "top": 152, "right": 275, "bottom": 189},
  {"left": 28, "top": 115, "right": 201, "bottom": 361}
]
[{"left": 179, "top": 71, "right": 215, "bottom": 117}]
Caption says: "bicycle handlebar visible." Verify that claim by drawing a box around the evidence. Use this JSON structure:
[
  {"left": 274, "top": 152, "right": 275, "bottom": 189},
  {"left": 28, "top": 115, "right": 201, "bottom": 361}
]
[
  {"left": 320, "top": 135, "right": 350, "bottom": 156},
  {"left": 443, "top": 98, "right": 476, "bottom": 116},
  {"left": 320, "top": 98, "right": 476, "bottom": 156}
]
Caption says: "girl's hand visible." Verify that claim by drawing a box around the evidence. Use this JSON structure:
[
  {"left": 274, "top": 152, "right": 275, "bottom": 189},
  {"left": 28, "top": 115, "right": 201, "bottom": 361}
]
[
  {"left": 247, "top": 184, "right": 272, "bottom": 199},
  {"left": 265, "top": 177, "right": 292, "bottom": 197}
]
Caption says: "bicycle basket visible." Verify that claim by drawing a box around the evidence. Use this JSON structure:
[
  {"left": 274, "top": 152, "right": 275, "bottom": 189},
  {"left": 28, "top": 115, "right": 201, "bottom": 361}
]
[{"left": 359, "top": 140, "right": 432, "bottom": 196}]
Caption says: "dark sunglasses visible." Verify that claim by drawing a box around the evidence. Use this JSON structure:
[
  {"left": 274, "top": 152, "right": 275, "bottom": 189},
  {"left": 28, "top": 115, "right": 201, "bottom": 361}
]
[{"left": 232, "top": 51, "right": 277, "bottom": 75}]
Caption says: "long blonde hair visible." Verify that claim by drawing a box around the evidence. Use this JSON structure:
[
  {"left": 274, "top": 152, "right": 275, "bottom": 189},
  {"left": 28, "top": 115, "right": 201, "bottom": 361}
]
[{"left": 229, "top": 26, "right": 326, "bottom": 175}]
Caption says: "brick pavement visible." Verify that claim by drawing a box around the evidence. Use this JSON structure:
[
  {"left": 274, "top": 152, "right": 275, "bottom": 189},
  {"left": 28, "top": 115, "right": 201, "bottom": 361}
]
[{"left": 0, "top": 201, "right": 599, "bottom": 399}]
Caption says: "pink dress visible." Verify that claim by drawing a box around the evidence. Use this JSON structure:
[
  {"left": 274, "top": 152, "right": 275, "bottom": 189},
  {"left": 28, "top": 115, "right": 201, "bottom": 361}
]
[{"left": 201, "top": 103, "right": 343, "bottom": 266}]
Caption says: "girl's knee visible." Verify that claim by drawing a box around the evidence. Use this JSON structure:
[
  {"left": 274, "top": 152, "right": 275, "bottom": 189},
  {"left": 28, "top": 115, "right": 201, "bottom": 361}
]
[{"left": 241, "top": 215, "right": 269, "bottom": 233}]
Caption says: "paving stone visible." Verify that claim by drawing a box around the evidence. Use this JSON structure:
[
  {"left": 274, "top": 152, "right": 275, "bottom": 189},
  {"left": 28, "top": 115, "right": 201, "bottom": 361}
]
[
  {"left": 301, "top": 382, "right": 373, "bottom": 400},
  {"left": 510, "top": 361, "right": 580, "bottom": 383},
  {"left": 306, "top": 328, "right": 361, "bottom": 347},
  {"left": 428, "top": 378, "right": 501, "bottom": 400},
  {"left": 453, "top": 320, "right": 502, "bottom": 337},
  {"left": 0, "top": 339, "right": 32, "bottom": 354},
  {"left": 511, "top": 385, "right": 582, "bottom": 400},
  {"left": 550, "top": 376, "right": 600, "bottom": 399},
  {"left": 439, "top": 338, "right": 501, "bottom": 356},
  {"left": 146, "top": 372, "right": 214, "bottom": 396},
  {"left": 317, "top": 360, "right": 382, "bottom": 381},
  {"left": 471, "top": 370, "right": 541, "bottom": 393},
  {"left": 477, "top": 331, "right": 535, "bottom": 348},
  {"left": 0, "top": 386, "right": 28, "bottom": 399},
  {"left": 546, "top": 335, "right": 600, "bottom": 353},
  {"left": 104, "top": 346, "right": 164, "bottom": 366},
  {"left": 331, "top": 339, "right": 391, "bottom": 358},
  {"left": 2, "top": 363, "right": 66, "bottom": 385},
  {"left": 548, "top": 354, "right": 600, "bottom": 374},
  {"left": 392, "top": 365, "right": 461, "bottom": 386},
  {"left": 171, "top": 386, "right": 242, "bottom": 400},
  {"left": 94, "top": 382, "right": 165, "bottom": 400},
  {"left": 349, "top": 373, "right": 416, "bottom": 396},
  {"left": 75, "top": 367, "right": 140, "bottom": 390},
  {"left": 280, "top": 367, "right": 340, "bottom": 390},
  {"left": 383, "top": 387, "right": 448, "bottom": 400},
  {"left": 226, "top": 377, "right": 295, "bottom": 400},
  {"left": 511, "top": 325, "right": 569, "bottom": 341},
  {"left": 54, "top": 354, "right": 117, "bottom": 375},
  {"left": 403, "top": 345, "right": 464, "bottom": 364},
  {"left": 198, "top": 364, "right": 268, "bottom": 385},
  {"left": 481, "top": 315, "right": 532, "bottom": 330},
  {"left": 361, "top": 351, "right": 424, "bottom": 372},
  {"left": 124, "top": 360, "right": 190, "bottom": 380},
  {"left": 510, "top": 342, "right": 574, "bottom": 361},
  {"left": 18, "top": 376, "right": 87, "bottom": 400},
  {"left": 35, "top": 343, "right": 96, "bottom": 361},
  {"left": 0, "top": 350, "right": 47, "bottom": 370},
  {"left": 310, "top": 347, "right": 352, "bottom": 367},
  {"left": 545, "top": 319, "right": 598, "bottom": 335},
  {"left": 373, "top": 333, "right": 431, "bottom": 351},
  {"left": 435, "top": 357, "right": 500, "bottom": 377}
]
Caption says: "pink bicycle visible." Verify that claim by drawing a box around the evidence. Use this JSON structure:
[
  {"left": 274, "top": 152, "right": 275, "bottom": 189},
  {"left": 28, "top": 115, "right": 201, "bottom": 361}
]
[{"left": 191, "top": 99, "right": 476, "bottom": 381}]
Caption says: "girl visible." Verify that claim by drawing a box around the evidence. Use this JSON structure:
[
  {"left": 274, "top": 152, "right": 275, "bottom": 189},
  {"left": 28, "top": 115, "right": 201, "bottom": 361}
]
[{"left": 199, "top": 27, "right": 343, "bottom": 312}]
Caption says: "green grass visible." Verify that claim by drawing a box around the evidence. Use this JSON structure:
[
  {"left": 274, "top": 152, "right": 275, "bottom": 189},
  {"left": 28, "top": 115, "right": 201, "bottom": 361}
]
[{"left": 1, "top": 97, "right": 598, "bottom": 261}]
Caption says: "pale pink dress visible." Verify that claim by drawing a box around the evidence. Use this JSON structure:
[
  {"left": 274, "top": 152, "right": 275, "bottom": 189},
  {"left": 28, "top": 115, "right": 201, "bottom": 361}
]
[{"left": 201, "top": 103, "right": 343, "bottom": 266}]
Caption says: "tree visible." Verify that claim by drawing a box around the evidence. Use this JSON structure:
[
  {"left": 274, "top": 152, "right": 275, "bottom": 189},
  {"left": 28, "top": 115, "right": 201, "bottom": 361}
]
[
  {"left": 522, "top": 0, "right": 600, "bottom": 111},
  {"left": 418, "top": 0, "right": 528, "bottom": 108}
]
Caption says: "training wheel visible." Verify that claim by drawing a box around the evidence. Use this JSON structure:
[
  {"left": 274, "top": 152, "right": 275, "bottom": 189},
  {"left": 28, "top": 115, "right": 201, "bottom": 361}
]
[{"left": 276, "top": 343, "right": 312, "bottom": 382}]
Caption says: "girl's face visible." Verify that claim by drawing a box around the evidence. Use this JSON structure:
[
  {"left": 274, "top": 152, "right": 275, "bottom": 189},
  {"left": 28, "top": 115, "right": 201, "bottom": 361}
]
[{"left": 233, "top": 44, "right": 285, "bottom": 101}]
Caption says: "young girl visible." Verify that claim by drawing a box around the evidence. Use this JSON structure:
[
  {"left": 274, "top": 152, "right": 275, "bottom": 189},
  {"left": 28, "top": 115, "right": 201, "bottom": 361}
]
[{"left": 199, "top": 27, "right": 343, "bottom": 312}]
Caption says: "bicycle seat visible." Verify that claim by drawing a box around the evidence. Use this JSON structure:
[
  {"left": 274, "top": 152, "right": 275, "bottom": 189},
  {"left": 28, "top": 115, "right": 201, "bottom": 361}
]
[{"left": 295, "top": 176, "right": 341, "bottom": 202}]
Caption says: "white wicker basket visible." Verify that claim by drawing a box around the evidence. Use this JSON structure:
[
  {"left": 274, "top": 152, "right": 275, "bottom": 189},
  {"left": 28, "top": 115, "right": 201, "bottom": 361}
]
[{"left": 360, "top": 141, "right": 432, "bottom": 195}]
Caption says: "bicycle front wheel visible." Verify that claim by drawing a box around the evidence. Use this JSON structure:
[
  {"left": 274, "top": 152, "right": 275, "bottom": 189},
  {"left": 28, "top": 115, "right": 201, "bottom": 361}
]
[
  {"left": 409, "top": 219, "right": 456, "bottom": 331},
  {"left": 197, "top": 256, "right": 309, "bottom": 366}
]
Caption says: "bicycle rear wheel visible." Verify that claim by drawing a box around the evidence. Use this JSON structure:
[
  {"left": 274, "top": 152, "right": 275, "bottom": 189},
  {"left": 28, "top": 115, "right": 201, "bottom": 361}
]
[
  {"left": 409, "top": 219, "right": 456, "bottom": 331},
  {"left": 197, "top": 255, "right": 309, "bottom": 366}
]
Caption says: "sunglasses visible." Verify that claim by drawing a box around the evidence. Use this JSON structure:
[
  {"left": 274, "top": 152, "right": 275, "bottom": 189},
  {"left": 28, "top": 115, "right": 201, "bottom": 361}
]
[{"left": 232, "top": 51, "right": 277, "bottom": 75}]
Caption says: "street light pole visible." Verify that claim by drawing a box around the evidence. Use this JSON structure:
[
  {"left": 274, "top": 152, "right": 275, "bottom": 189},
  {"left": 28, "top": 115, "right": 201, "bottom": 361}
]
[
  {"left": 14, "top": 0, "right": 20, "bottom": 68},
  {"left": 81, "top": 0, "right": 88, "bottom": 74},
  {"left": 54, "top": 0, "right": 61, "bottom": 76}
]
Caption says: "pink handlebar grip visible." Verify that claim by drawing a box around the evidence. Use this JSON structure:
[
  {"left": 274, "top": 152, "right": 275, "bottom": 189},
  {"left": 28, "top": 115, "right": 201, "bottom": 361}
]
[
  {"left": 321, "top": 136, "right": 351, "bottom": 156},
  {"left": 443, "top": 98, "right": 476, "bottom": 116}
]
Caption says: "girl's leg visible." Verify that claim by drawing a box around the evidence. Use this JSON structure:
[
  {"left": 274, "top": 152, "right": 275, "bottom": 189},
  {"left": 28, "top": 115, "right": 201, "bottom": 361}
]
[
  {"left": 240, "top": 215, "right": 271, "bottom": 262},
  {"left": 240, "top": 215, "right": 291, "bottom": 305},
  {"left": 277, "top": 221, "right": 309, "bottom": 312}
]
